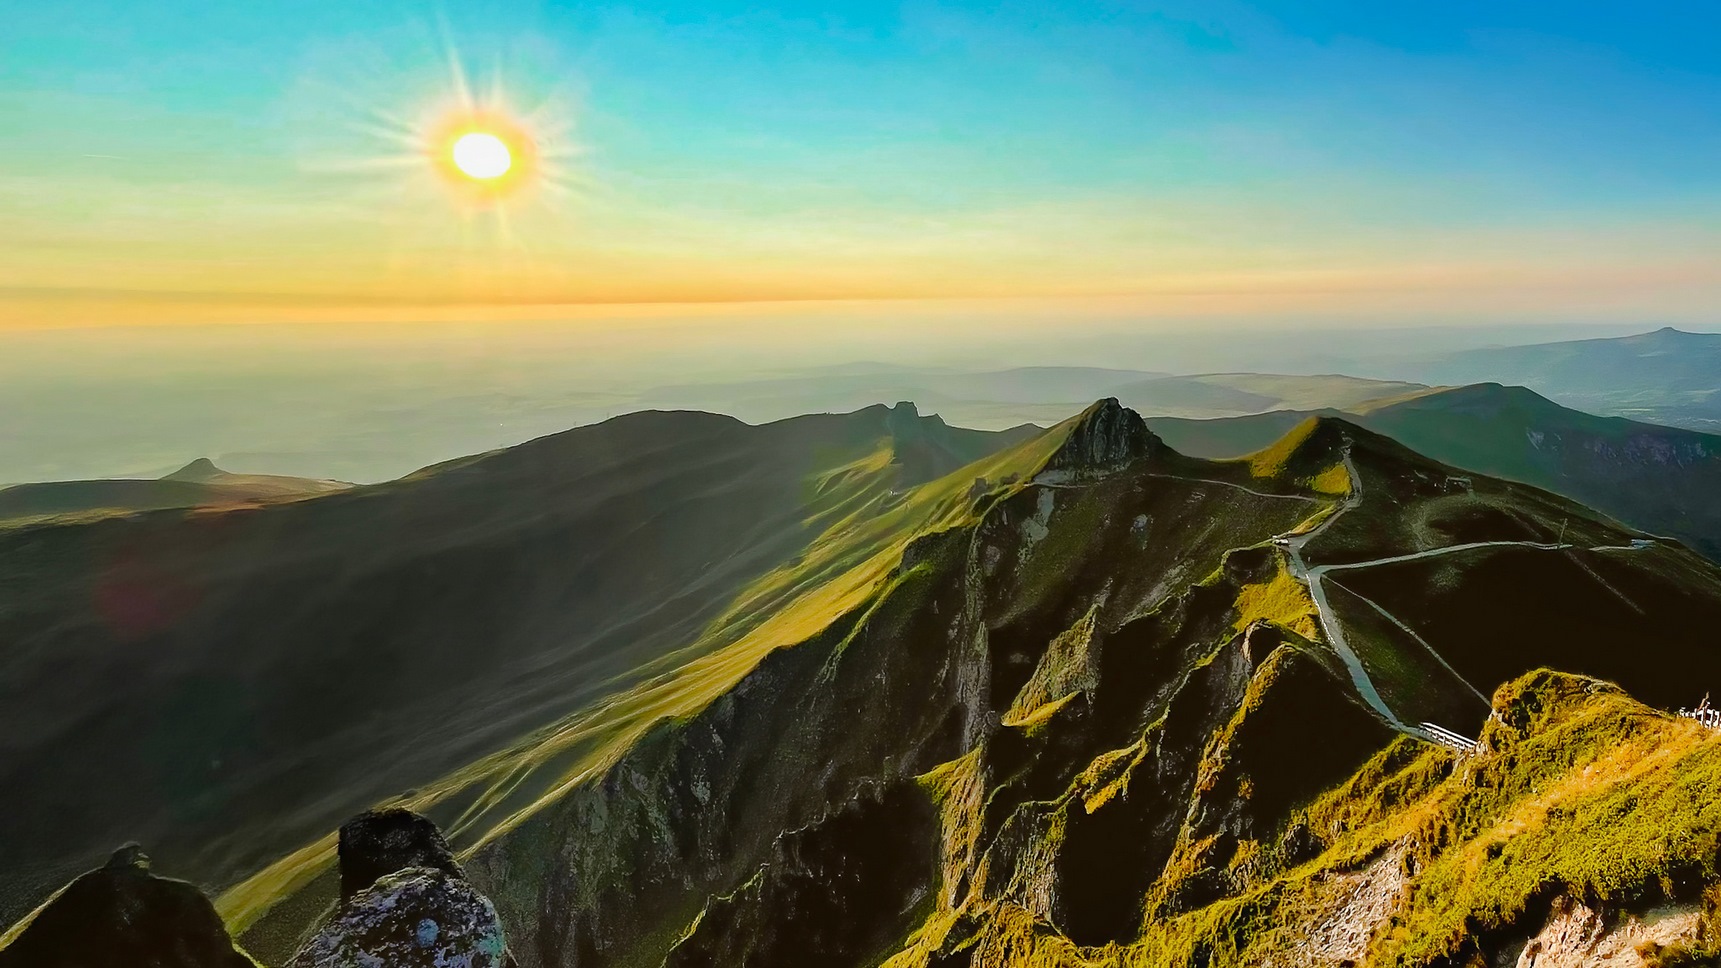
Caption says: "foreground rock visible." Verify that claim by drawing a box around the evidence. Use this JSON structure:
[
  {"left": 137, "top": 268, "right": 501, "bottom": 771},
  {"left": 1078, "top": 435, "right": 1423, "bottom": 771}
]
[
  {"left": 291, "top": 868, "right": 510, "bottom": 968},
  {"left": 291, "top": 809, "right": 516, "bottom": 968},
  {"left": 0, "top": 846, "right": 255, "bottom": 968}
]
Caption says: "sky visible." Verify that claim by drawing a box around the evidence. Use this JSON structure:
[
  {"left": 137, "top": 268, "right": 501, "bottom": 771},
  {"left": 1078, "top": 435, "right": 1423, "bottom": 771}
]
[{"left": 4, "top": 1, "right": 1721, "bottom": 328}]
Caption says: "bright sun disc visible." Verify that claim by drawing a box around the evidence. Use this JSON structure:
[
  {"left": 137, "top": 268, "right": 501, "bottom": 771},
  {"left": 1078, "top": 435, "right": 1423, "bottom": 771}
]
[{"left": 452, "top": 132, "right": 512, "bottom": 180}]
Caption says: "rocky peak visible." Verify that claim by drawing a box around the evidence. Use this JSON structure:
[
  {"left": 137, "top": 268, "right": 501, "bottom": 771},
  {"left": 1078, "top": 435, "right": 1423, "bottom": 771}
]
[
  {"left": 105, "top": 842, "right": 150, "bottom": 871},
  {"left": 885, "top": 399, "right": 950, "bottom": 441},
  {"left": 1041, "top": 398, "right": 1160, "bottom": 476}
]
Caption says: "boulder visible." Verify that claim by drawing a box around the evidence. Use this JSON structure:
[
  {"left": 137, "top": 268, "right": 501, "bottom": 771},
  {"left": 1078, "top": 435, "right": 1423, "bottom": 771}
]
[
  {"left": 291, "top": 868, "right": 511, "bottom": 968},
  {"left": 337, "top": 808, "right": 462, "bottom": 904},
  {"left": 289, "top": 809, "right": 516, "bottom": 968}
]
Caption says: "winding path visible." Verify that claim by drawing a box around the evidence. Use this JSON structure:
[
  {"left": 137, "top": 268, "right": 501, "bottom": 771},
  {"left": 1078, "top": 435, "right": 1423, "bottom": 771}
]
[{"left": 1279, "top": 442, "right": 1656, "bottom": 741}]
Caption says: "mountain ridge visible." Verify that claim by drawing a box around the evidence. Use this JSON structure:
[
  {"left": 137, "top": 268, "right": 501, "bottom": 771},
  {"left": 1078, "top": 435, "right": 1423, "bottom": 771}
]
[
  {"left": 9, "top": 400, "right": 1721, "bottom": 968},
  {"left": 1148, "top": 382, "right": 1721, "bottom": 562},
  {"left": 0, "top": 403, "right": 1036, "bottom": 933}
]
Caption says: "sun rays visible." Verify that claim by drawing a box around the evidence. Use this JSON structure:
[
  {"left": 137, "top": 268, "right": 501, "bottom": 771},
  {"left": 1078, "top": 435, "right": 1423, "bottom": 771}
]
[{"left": 296, "top": 32, "right": 583, "bottom": 257}]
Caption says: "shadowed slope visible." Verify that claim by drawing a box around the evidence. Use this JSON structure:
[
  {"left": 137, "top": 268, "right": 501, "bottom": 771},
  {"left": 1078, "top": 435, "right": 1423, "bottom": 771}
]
[
  {"left": 0, "top": 404, "right": 1033, "bottom": 931},
  {"left": 0, "top": 847, "right": 258, "bottom": 968}
]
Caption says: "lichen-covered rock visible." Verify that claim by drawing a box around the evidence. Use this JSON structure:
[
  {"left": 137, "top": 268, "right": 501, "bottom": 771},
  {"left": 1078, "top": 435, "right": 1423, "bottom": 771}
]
[
  {"left": 0, "top": 845, "right": 255, "bottom": 968},
  {"left": 291, "top": 868, "right": 511, "bottom": 968},
  {"left": 337, "top": 809, "right": 463, "bottom": 904}
]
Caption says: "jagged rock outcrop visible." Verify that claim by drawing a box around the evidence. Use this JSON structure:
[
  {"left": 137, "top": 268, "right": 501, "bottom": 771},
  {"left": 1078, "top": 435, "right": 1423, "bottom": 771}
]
[
  {"left": 292, "top": 868, "right": 512, "bottom": 968},
  {"left": 1508, "top": 895, "right": 1711, "bottom": 968},
  {"left": 294, "top": 809, "right": 516, "bottom": 968},
  {"left": 1039, "top": 399, "right": 1160, "bottom": 478},
  {"left": 0, "top": 846, "right": 255, "bottom": 968}
]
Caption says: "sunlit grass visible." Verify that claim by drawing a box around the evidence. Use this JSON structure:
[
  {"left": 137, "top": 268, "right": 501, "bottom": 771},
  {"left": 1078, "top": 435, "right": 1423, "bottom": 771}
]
[{"left": 218, "top": 418, "right": 1073, "bottom": 933}]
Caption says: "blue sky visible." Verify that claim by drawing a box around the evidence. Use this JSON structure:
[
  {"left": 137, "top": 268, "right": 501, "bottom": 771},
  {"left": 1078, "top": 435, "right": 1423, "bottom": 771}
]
[{"left": 3, "top": 1, "right": 1720, "bottom": 323}]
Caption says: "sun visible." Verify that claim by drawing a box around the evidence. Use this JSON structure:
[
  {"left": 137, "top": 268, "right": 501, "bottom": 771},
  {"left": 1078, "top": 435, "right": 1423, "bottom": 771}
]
[
  {"left": 423, "top": 108, "right": 543, "bottom": 205},
  {"left": 452, "top": 131, "right": 512, "bottom": 180}
]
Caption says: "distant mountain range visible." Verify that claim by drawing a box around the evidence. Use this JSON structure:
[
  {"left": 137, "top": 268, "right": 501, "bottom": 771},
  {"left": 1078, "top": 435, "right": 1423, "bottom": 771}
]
[
  {"left": 7, "top": 399, "right": 1721, "bottom": 965},
  {"left": 6, "top": 326, "right": 1718, "bottom": 489},
  {"left": 1387, "top": 326, "right": 1721, "bottom": 432}
]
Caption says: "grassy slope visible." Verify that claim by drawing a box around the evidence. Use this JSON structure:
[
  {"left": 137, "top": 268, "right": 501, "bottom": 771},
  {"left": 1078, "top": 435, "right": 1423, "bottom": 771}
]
[
  {"left": 0, "top": 405, "right": 1033, "bottom": 933},
  {"left": 220, "top": 411, "right": 1070, "bottom": 948},
  {"left": 425, "top": 410, "right": 1718, "bottom": 968},
  {"left": 1353, "top": 384, "right": 1721, "bottom": 561},
  {"left": 867, "top": 419, "right": 1721, "bottom": 968},
  {"left": 446, "top": 408, "right": 1342, "bottom": 968}
]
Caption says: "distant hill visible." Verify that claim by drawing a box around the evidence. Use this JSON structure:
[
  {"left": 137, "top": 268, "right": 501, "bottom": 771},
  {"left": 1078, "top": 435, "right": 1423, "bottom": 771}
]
[
  {"left": 1148, "top": 382, "right": 1721, "bottom": 561},
  {"left": 1395, "top": 326, "right": 1721, "bottom": 432},
  {"left": 0, "top": 459, "right": 350, "bottom": 525}
]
